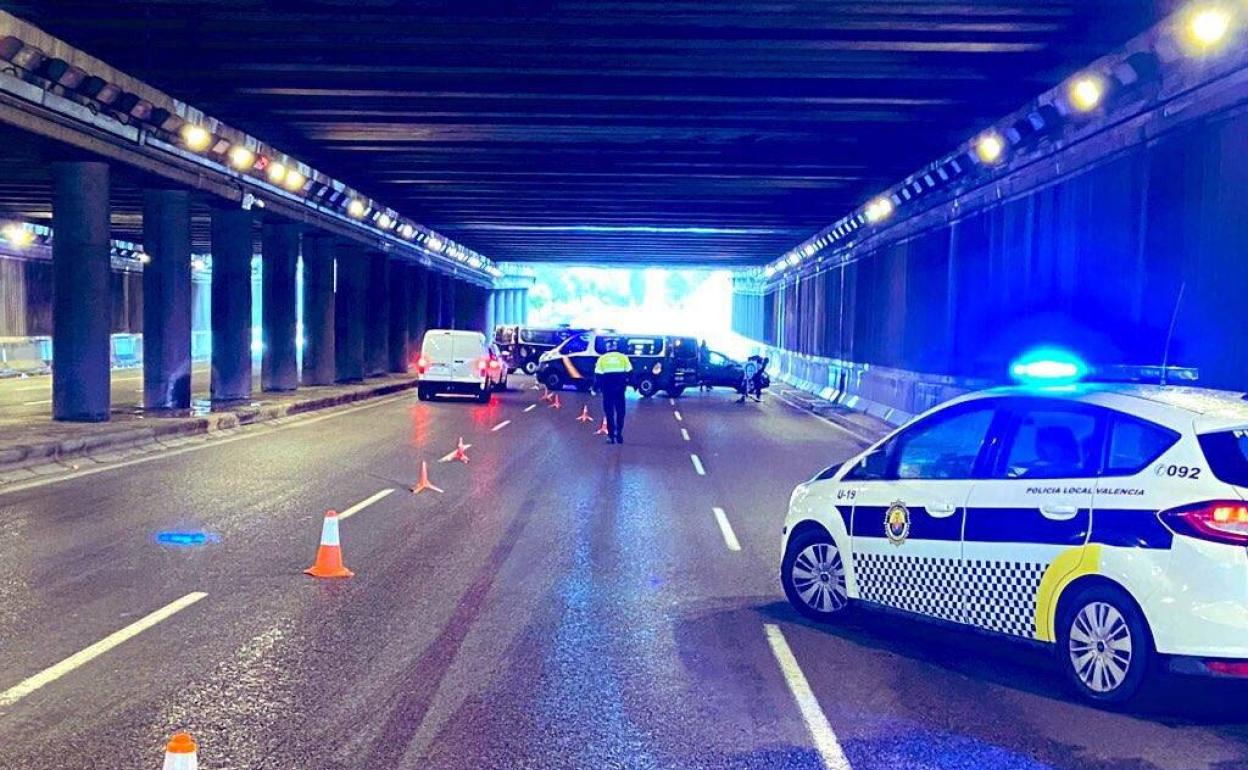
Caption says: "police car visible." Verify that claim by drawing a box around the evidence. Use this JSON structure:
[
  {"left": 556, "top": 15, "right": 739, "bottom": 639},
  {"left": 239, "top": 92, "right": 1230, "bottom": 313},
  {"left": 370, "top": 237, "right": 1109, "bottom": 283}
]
[{"left": 780, "top": 357, "right": 1248, "bottom": 704}]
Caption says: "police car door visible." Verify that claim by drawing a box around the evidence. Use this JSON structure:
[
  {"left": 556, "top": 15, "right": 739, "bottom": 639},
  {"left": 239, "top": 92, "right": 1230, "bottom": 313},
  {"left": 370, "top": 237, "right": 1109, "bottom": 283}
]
[
  {"left": 961, "top": 399, "right": 1101, "bottom": 640},
  {"left": 849, "top": 401, "right": 1001, "bottom": 623}
]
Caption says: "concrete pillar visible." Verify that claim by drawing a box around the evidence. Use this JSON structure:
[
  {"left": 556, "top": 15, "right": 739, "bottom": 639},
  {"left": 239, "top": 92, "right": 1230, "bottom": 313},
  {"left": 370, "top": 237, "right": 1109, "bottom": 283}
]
[
  {"left": 442, "top": 275, "right": 457, "bottom": 328},
  {"left": 519, "top": 288, "right": 529, "bottom": 325},
  {"left": 388, "top": 260, "right": 411, "bottom": 372},
  {"left": 409, "top": 265, "right": 429, "bottom": 353},
  {"left": 301, "top": 235, "right": 336, "bottom": 385},
  {"left": 51, "top": 161, "right": 111, "bottom": 422},
  {"left": 210, "top": 207, "right": 253, "bottom": 402},
  {"left": 335, "top": 249, "right": 367, "bottom": 382},
  {"left": 365, "top": 253, "right": 390, "bottom": 375},
  {"left": 261, "top": 222, "right": 300, "bottom": 391},
  {"left": 140, "top": 189, "right": 193, "bottom": 410},
  {"left": 505, "top": 289, "right": 517, "bottom": 325},
  {"left": 486, "top": 291, "right": 497, "bottom": 332}
]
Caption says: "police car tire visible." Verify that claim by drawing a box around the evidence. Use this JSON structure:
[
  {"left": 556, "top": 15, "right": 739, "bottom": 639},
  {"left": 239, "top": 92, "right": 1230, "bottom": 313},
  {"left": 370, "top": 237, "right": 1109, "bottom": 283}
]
[
  {"left": 781, "top": 530, "right": 851, "bottom": 623},
  {"left": 523, "top": 360, "right": 539, "bottom": 375},
  {"left": 1057, "top": 585, "right": 1153, "bottom": 705},
  {"left": 637, "top": 377, "right": 657, "bottom": 397},
  {"left": 544, "top": 372, "right": 564, "bottom": 391}
]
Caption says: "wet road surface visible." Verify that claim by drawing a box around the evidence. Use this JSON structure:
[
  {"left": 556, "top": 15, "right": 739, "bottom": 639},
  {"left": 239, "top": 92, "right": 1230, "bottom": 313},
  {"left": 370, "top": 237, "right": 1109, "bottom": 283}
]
[{"left": 1, "top": 379, "right": 1246, "bottom": 769}]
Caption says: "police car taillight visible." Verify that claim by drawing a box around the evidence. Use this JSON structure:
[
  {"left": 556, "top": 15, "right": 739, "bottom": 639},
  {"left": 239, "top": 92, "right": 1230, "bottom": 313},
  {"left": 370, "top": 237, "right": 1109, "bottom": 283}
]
[{"left": 1159, "top": 501, "right": 1248, "bottom": 546}]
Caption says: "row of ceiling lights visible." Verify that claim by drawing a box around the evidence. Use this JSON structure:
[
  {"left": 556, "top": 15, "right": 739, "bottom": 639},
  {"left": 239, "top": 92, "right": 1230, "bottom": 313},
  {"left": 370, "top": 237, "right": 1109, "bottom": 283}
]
[
  {"left": 763, "top": 0, "right": 1241, "bottom": 280},
  {"left": 0, "top": 31, "right": 503, "bottom": 281}
]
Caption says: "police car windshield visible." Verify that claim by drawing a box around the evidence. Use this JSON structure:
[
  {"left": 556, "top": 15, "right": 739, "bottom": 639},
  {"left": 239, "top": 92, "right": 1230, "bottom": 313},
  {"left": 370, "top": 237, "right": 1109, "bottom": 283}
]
[{"left": 1198, "top": 429, "right": 1248, "bottom": 488}]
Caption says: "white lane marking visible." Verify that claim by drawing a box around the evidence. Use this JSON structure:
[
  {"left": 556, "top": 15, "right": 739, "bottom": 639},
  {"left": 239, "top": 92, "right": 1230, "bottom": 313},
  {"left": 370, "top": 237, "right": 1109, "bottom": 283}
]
[
  {"left": 691, "top": 454, "right": 705, "bottom": 476},
  {"left": 0, "top": 592, "right": 208, "bottom": 708},
  {"left": 681, "top": 428, "right": 690, "bottom": 442},
  {"left": 0, "top": 392, "right": 411, "bottom": 497},
  {"left": 11, "top": 384, "right": 46, "bottom": 392},
  {"left": 524, "top": 404, "right": 538, "bottom": 413},
  {"left": 674, "top": 411, "right": 683, "bottom": 422},
  {"left": 491, "top": 420, "right": 512, "bottom": 432},
  {"left": 712, "top": 507, "right": 741, "bottom": 551},
  {"left": 439, "top": 442, "right": 473, "bottom": 462},
  {"left": 668, "top": 398, "right": 675, "bottom": 406},
  {"left": 764, "top": 624, "right": 852, "bottom": 770},
  {"left": 337, "top": 488, "right": 394, "bottom": 520},
  {"left": 22, "top": 399, "right": 52, "bottom": 406},
  {"left": 771, "top": 391, "right": 876, "bottom": 445}
]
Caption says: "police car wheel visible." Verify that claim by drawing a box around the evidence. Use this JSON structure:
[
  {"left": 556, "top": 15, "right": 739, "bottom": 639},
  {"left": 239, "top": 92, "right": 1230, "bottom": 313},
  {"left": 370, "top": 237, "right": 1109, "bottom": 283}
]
[
  {"left": 523, "top": 360, "right": 538, "bottom": 375},
  {"left": 544, "top": 372, "right": 564, "bottom": 391},
  {"left": 637, "top": 377, "right": 657, "bottom": 397},
  {"left": 782, "top": 531, "right": 850, "bottom": 621},
  {"left": 1058, "top": 586, "right": 1152, "bottom": 704}
]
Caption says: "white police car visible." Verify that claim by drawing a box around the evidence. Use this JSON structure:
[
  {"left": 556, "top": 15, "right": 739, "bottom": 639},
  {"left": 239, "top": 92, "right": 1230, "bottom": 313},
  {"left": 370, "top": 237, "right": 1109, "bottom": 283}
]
[{"left": 780, "top": 362, "right": 1248, "bottom": 704}]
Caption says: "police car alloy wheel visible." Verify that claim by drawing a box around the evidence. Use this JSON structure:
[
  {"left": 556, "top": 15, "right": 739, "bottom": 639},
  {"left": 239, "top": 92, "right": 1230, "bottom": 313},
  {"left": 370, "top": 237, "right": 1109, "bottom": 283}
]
[
  {"left": 544, "top": 371, "right": 563, "bottom": 391},
  {"left": 523, "top": 360, "right": 538, "bottom": 375},
  {"left": 637, "top": 377, "right": 657, "bottom": 397},
  {"left": 1058, "top": 585, "right": 1152, "bottom": 704},
  {"left": 782, "top": 531, "right": 850, "bottom": 621}
]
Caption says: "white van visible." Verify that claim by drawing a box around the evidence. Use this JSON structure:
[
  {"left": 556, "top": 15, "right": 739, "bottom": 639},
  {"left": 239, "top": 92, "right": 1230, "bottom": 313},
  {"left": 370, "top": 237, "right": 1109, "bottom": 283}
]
[{"left": 416, "top": 329, "right": 504, "bottom": 402}]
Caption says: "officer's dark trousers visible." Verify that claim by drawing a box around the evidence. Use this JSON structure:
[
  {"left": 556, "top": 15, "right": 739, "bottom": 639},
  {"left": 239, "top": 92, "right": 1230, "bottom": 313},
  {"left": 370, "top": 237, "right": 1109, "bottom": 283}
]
[{"left": 603, "top": 390, "right": 626, "bottom": 439}]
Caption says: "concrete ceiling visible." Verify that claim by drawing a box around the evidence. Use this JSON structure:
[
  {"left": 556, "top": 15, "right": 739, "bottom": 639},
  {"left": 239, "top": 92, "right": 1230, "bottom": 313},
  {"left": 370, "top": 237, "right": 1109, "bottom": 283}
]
[{"left": 0, "top": 0, "right": 1175, "bottom": 266}]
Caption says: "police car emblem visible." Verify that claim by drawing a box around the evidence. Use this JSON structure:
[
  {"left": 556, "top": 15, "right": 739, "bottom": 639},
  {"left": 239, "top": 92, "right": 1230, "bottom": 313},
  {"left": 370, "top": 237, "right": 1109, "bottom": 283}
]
[{"left": 884, "top": 502, "right": 910, "bottom": 546}]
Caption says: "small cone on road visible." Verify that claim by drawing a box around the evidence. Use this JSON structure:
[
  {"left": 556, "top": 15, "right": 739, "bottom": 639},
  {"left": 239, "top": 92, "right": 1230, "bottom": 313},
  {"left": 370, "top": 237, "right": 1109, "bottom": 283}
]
[
  {"left": 412, "top": 461, "right": 444, "bottom": 494},
  {"left": 162, "top": 732, "right": 198, "bottom": 770},
  {"left": 576, "top": 405, "right": 593, "bottom": 422},
  {"left": 550, "top": 394, "right": 561, "bottom": 409},
  {"left": 541, "top": 387, "right": 553, "bottom": 402},
  {"left": 305, "top": 510, "right": 353, "bottom": 578},
  {"left": 451, "top": 436, "right": 470, "bottom": 464},
  {"left": 595, "top": 417, "right": 609, "bottom": 435}
]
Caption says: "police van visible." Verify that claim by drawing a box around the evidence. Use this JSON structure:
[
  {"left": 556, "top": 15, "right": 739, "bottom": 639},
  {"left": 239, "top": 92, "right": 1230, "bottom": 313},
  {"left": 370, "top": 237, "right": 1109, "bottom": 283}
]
[
  {"left": 493, "top": 324, "right": 585, "bottom": 375},
  {"left": 536, "top": 331, "right": 699, "bottom": 397},
  {"left": 780, "top": 357, "right": 1248, "bottom": 703}
]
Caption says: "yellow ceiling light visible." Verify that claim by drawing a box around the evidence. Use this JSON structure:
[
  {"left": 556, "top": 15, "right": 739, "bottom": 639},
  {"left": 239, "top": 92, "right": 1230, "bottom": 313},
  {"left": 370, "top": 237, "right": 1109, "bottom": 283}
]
[
  {"left": 283, "top": 169, "right": 306, "bottom": 192},
  {"left": 1068, "top": 75, "right": 1104, "bottom": 112},
  {"left": 180, "top": 124, "right": 212, "bottom": 152},
  {"left": 347, "top": 199, "right": 367, "bottom": 218},
  {"left": 974, "top": 132, "right": 1005, "bottom": 165},
  {"left": 1187, "top": 4, "right": 1232, "bottom": 48},
  {"left": 2, "top": 223, "right": 34, "bottom": 247},
  {"left": 228, "top": 145, "right": 255, "bottom": 171},
  {"left": 266, "top": 162, "right": 287, "bottom": 184},
  {"left": 865, "top": 197, "right": 894, "bottom": 223}
]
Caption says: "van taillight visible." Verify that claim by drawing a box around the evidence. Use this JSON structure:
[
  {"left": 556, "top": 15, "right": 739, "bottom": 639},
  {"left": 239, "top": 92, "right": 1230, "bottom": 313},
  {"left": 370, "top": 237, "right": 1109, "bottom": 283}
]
[
  {"left": 417, "top": 355, "right": 429, "bottom": 373},
  {"left": 1159, "top": 501, "right": 1248, "bottom": 546},
  {"left": 477, "top": 358, "right": 488, "bottom": 373}
]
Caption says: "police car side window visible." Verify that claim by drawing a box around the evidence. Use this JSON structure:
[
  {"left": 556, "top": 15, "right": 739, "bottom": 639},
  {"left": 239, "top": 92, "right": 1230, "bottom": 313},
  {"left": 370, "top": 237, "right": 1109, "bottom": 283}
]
[
  {"left": 1105, "top": 416, "right": 1179, "bottom": 476},
  {"left": 894, "top": 405, "right": 996, "bottom": 480},
  {"left": 563, "top": 335, "right": 589, "bottom": 354},
  {"left": 999, "top": 406, "right": 1100, "bottom": 480}
]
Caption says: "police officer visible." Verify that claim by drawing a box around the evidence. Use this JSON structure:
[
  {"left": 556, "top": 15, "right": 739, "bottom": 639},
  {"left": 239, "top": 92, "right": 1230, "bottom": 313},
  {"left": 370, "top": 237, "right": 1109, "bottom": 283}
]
[{"left": 594, "top": 340, "right": 633, "bottom": 444}]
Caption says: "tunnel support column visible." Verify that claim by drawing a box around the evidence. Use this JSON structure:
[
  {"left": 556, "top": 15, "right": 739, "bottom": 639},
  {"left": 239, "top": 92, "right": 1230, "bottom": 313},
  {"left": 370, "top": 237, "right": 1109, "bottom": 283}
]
[
  {"left": 261, "top": 222, "right": 300, "bottom": 392},
  {"left": 141, "top": 189, "right": 193, "bottom": 411},
  {"left": 210, "top": 207, "right": 253, "bottom": 402},
  {"left": 335, "top": 247, "right": 367, "bottom": 382},
  {"left": 486, "top": 290, "right": 497, "bottom": 331},
  {"left": 409, "top": 265, "right": 429, "bottom": 355},
  {"left": 366, "top": 253, "right": 390, "bottom": 376},
  {"left": 388, "top": 260, "right": 411, "bottom": 373},
  {"left": 442, "top": 275, "right": 457, "bottom": 328},
  {"left": 302, "top": 235, "right": 336, "bottom": 385},
  {"left": 51, "top": 161, "right": 111, "bottom": 422}
]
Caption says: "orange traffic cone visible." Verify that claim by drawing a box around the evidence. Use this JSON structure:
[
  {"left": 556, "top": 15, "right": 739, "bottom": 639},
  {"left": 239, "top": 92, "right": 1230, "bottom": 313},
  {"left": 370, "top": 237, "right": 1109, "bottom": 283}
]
[
  {"left": 305, "top": 510, "right": 353, "bottom": 578},
  {"left": 412, "top": 461, "right": 444, "bottom": 494},
  {"left": 550, "top": 394, "right": 561, "bottom": 409},
  {"left": 541, "top": 388, "right": 553, "bottom": 402},
  {"left": 576, "top": 405, "right": 593, "bottom": 422},
  {"left": 451, "top": 436, "right": 470, "bottom": 464},
  {"left": 595, "top": 417, "right": 609, "bottom": 435},
  {"left": 162, "top": 732, "right": 198, "bottom": 770}
]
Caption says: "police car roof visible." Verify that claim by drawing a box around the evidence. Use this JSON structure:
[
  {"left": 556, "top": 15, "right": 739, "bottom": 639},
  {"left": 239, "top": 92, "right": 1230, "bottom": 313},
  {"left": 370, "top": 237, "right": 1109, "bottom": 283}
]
[{"left": 953, "top": 383, "right": 1248, "bottom": 431}]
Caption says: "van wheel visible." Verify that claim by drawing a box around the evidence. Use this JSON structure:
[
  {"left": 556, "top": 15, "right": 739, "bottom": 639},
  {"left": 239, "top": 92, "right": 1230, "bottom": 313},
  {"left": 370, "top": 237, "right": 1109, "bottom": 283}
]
[
  {"left": 477, "top": 386, "right": 491, "bottom": 404},
  {"left": 781, "top": 530, "right": 850, "bottom": 622},
  {"left": 637, "top": 377, "right": 657, "bottom": 398},
  {"left": 417, "top": 384, "right": 433, "bottom": 401},
  {"left": 544, "top": 371, "right": 564, "bottom": 391},
  {"left": 1058, "top": 585, "right": 1152, "bottom": 705},
  {"left": 523, "top": 360, "right": 539, "bottom": 375}
]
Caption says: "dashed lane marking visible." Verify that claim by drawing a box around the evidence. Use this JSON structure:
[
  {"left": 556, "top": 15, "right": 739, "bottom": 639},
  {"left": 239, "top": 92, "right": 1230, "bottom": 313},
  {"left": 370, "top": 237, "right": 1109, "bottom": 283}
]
[
  {"left": 524, "top": 404, "right": 538, "bottom": 413},
  {"left": 669, "top": 398, "right": 675, "bottom": 406},
  {"left": 0, "top": 592, "right": 208, "bottom": 709},
  {"left": 22, "top": 399, "right": 51, "bottom": 406},
  {"left": 681, "top": 428, "right": 690, "bottom": 442},
  {"left": 674, "top": 411, "right": 683, "bottom": 422},
  {"left": 492, "top": 420, "right": 512, "bottom": 432},
  {"left": 764, "top": 624, "right": 852, "bottom": 770},
  {"left": 771, "top": 391, "right": 876, "bottom": 445},
  {"left": 712, "top": 507, "right": 741, "bottom": 551},
  {"left": 691, "top": 454, "right": 705, "bottom": 476},
  {"left": 337, "top": 488, "right": 394, "bottom": 520}
]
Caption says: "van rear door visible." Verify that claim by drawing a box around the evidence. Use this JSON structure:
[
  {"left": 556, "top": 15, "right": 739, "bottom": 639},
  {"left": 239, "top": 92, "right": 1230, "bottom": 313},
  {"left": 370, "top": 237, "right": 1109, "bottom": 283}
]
[{"left": 451, "top": 334, "right": 486, "bottom": 380}]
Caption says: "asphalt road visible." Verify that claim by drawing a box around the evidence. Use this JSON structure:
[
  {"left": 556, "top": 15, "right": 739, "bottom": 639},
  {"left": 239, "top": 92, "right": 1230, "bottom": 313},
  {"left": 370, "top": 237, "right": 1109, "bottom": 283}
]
[
  {"left": 0, "top": 378, "right": 1246, "bottom": 770},
  {"left": 0, "top": 363, "right": 263, "bottom": 419}
]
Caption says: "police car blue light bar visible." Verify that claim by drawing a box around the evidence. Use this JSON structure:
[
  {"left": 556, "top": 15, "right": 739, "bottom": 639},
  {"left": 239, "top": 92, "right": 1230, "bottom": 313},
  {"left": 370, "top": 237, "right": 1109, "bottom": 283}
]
[{"left": 1010, "top": 348, "right": 1199, "bottom": 386}]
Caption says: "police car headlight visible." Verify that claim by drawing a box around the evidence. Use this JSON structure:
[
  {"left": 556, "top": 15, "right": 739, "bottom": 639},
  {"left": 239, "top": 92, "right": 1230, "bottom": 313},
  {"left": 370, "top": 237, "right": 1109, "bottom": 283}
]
[{"left": 789, "top": 483, "right": 810, "bottom": 511}]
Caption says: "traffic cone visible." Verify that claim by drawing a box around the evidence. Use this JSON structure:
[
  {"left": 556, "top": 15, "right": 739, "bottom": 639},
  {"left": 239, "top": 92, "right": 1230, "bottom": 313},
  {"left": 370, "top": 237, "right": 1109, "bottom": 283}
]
[
  {"left": 162, "top": 732, "right": 198, "bottom": 770},
  {"left": 576, "top": 405, "right": 593, "bottom": 422},
  {"left": 304, "top": 510, "right": 353, "bottom": 578},
  {"left": 412, "top": 461, "right": 443, "bottom": 494},
  {"left": 595, "top": 417, "right": 609, "bottom": 435},
  {"left": 541, "top": 388, "right": 553, "bottom": 402},
  {"left": 550, "top": 394, "right": 561, "bottom": 409},
  {"left": 451, "top": 436, "right": 470, "bottom": 463}
]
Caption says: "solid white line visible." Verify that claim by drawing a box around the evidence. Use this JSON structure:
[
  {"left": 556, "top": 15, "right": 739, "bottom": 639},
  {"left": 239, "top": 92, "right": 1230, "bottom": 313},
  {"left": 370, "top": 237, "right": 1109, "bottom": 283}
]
[
  {"left": 0, "top": 392, "right": 411, "bottom": 497},
  {"left": 712, "top": 507, "right": 741, "bottom": 551},
  {"left": 0, "top": 592, "right": 208, "bottom": 708},
  {"left": 22, "top": 399, "right": 51, "bottom": 406},
  {"left": 337, "top": 488, "right": 394, "bottom": 520},
  {"left": 681, "top": 428, "right": 690, "bottom": 442},
  {"left": 764, "top": 624, "right": 852, "bottom": 770},
  {"left": 491, "top": 420, "right": 512, "bottom": 432},
  {"left": 11, "top": 384, "right": 45, "bottom": 392},
  {"left": 772, "top": 391, "right": 876, "bottom": 445},
  {"left": 691, "top": 454, "right": 705, "bottom": 476},
  {"left": 524, "top": 404, "right": 538, "bottom": 413},
  {"left": 674, "top": 411, "right": 683, "bottom": 422}
]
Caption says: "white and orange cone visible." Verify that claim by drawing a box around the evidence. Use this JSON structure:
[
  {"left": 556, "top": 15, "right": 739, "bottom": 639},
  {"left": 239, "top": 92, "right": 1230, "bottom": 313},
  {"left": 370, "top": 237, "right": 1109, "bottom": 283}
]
[
  {"left": 162, "top": 732, "right": 198, "bottom": 770},
  {"left": 541, "top": 388, "right": 553, "bottom": 402},
  {"left": 576, "top": 405, "right": 593, "bottom": 423},
  {"left": 595, "top": 417, "right": 609, "bottom": 436},
  {"left": 305, "top": 510, "right": 353, "bottom": 578},
  {"left": 451, "top": 437, "right": 470, "bottom": 464},
  {"left": 412, "top": 461, "right": 444, "bottom": 494},
  {"left": 549, "top": 394, "right": 561, "bottom": 409}
]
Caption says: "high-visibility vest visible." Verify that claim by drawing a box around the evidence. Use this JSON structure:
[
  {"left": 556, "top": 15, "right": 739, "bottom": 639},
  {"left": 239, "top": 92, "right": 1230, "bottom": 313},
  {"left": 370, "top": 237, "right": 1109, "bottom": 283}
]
[{"left": 595, "top": 351, "right": 633, "bottom": 374}]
